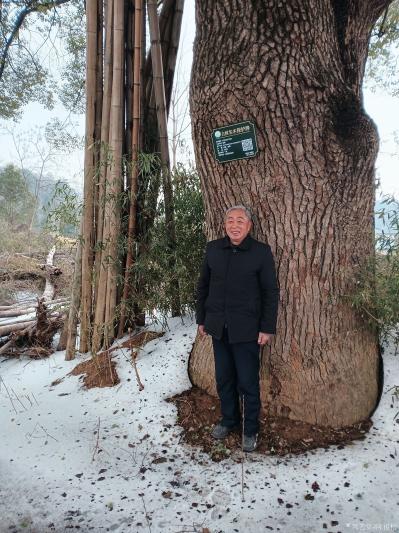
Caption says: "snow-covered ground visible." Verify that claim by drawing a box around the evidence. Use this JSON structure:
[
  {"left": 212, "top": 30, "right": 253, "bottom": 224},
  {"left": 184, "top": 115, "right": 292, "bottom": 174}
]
[{"left": 0, "top": 316, "right": 398, "bottom": 533}]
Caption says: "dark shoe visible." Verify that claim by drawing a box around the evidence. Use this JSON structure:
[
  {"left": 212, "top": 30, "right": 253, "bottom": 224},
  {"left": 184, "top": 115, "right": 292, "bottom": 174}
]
[
  {"left": 211, "top": 423, "right": 239, "bottom": 440},
  {"left": 242, "top": 433, "right": 258, "bottom": 452}
]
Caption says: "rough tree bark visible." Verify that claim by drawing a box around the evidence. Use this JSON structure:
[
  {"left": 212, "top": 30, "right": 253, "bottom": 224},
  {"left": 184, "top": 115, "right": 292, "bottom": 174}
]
[{"left": 189, "top": 0, "right": 393, "bottom": 427}]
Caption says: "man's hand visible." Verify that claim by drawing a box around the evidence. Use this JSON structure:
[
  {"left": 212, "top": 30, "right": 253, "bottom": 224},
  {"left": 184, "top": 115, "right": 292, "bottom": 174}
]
[
  {"left": 258, "top": 332, "right": 274, "bottom": 346},
  {"left": 198, "top": 325, "right": 208, "bottom": 337}
]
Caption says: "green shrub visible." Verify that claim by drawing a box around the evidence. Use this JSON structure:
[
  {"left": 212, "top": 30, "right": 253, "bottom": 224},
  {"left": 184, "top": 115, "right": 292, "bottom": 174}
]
[
  {"left": 44, "top": 181, "right": 82, "bottom": 237},
  {"left": 350, "top": 194, "right": 399, "bottom": 348},
  {"left": 129, "top": 164, "right": 206, "bottom": 323}
]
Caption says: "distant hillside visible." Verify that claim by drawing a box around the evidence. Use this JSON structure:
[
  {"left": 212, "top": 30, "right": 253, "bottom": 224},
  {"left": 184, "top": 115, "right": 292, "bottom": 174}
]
[{"left": 0, "top": 164, "right": 81, "bottom": 234}]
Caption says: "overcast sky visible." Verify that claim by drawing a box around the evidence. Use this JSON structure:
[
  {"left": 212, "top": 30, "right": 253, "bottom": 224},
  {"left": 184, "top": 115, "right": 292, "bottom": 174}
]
[{"left": 0, "top": 0, "right": 397, "bottom": 199}]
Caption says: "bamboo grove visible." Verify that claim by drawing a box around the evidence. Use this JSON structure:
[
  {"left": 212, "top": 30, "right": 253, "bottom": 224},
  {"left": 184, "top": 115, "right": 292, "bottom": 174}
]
[{"left": 65, "top": 0, "right": 184, "bottom": 359}]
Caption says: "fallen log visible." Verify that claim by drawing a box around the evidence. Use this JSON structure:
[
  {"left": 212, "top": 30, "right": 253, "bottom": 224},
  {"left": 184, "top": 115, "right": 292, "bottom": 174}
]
[
  {"left": 42, "top": 245, "right": 56, "bottom": 302},
  {"left": 0, "top": 297, "right": 69, "bottom": 312},
  {"left": 0, "top": 301, "right": 63, "bottom": 357},
  {"left": 0, "top": 323, "right": 35, "bottom": 356},
  {"left": 0, "top": 247, "right": 67, "bottom": 355},
  {"left": 0, "top": 298, "right": 69, "bottom": 318},
  {"left": 0, "top": 320, "right": 36, "bottom": 337},
  {"left": 0, "top": 307, "right": 68, "bottom": 328},
  {"left": 0, "top": 246, "right": 67, "bottom": 325},
  {"left": 0, "top": 312, "right": 63, "bottom": 337}
]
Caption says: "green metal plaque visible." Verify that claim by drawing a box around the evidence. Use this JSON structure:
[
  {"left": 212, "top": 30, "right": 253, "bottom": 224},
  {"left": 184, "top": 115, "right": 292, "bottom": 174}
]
[{"left": 211, "top": 121, "right": 258, "bottom": 163}]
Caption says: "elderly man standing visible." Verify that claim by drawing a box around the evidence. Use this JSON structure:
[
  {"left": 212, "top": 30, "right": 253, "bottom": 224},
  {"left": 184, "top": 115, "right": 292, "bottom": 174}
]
[{"left": 196, "top": 205, "right": 279, "bottom": 452}]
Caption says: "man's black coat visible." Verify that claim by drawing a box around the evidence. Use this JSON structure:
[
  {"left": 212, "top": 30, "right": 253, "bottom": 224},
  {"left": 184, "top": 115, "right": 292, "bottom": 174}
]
[{"left": 196, "top": 234, "right": 279, "bottom": 343}]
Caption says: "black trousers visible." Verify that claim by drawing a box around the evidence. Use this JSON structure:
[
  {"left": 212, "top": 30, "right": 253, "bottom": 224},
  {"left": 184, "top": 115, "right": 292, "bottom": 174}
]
[{"left": 211, "top": 326, "right": 261, "bottom": 436}]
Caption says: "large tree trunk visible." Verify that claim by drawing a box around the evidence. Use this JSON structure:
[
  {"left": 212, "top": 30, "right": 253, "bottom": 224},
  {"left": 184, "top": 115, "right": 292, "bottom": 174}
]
[{"left": 189, "top": 0, "right": 392, "bottom": 427}]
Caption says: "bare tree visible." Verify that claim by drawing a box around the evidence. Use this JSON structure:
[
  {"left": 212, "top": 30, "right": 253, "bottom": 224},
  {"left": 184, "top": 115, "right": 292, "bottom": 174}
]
[{"left": 5, "top": 127, "right": 59, "bottom": 234}]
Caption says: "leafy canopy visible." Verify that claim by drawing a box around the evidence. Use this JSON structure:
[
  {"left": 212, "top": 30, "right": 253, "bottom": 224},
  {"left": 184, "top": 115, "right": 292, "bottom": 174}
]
[
  {"left": 0, "top": 0, "right": 85, "bottom": 119},
  {"left": 367, "top": 0, "right": 399, "bottom": 96}
]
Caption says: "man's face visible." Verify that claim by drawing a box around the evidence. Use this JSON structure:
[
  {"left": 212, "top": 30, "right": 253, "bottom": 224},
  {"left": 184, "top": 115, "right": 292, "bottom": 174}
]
[{"left": 225, "top": 209, "right": 252, "bottom": 245}]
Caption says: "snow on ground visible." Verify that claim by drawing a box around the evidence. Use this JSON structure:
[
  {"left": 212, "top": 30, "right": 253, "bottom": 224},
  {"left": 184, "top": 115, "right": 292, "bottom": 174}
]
[{"left": 0, "top": 316, "right": 398, "bottom": 533}]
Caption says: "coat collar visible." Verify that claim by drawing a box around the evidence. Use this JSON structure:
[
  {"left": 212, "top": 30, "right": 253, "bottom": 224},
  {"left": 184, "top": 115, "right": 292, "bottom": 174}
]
[{"left": 221, "top": 234, "right": 253, "bottom": 251}]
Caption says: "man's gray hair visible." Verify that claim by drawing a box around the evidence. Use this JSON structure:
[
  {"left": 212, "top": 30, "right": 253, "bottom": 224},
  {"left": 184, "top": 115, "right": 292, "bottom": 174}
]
[{"left": 224, "top": 205, "right": 253, "bottom": 222}]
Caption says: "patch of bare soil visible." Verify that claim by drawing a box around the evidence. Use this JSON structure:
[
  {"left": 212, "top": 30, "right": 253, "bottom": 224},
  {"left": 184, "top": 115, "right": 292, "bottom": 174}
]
[
  {"left": 69, "top": 329, "right": 164, "bottom": 389},
  {"left": 70, "top": 351, "right": 120, "bottom": 388},
  {"left": 169, "top": 387, "right": 373, "bottom": 461}
]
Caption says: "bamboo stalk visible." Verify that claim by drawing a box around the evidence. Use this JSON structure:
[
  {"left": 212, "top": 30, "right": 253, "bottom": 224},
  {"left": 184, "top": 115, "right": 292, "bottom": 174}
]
[
  {"left": 140, "top": 0, "right": 147, "bottom": 149},
  {"left": 92, "top": 0, "right": 114, "bottom": 355},
  {"left": 80, "top": 0, "right": 99, "bottom": 353},
  {"left": 148, "top": 0, "right": 180, "bottom": 316},
  {"left": 139, "top": 0, "right": 181, "bottom": 247},
  {"left": 144, "top": 0, "right": 174, "bottom": 111},
  {"left": 164, "top": 0, "right": 184, "bottom": 114},
  {"left": 125, "top": 0, "right": 135, "bottom": 192},
  {"left": 92, "top": 213, "right": 109, "bottom": 353},
  {"left": 103, "top": 0, "right": 124, "bottom": 346},
  {"left": 146, "top": 4, "right": 173, "bottom": 120},
  {"left": 148, "top": 0, "right": 170, "bottom": 170},
  {"left": 118, "top": 0, "right": 143, "bottom": 337},
  {"left": 93, "top": 0, "right": 104, "bottom": 235},
  {"left": 68, "top": 0, "right": 184, "bottom": 354},
  {"left": 94, "top": 0, "right": 113, "bottom": 287},
  {"left": 65, "top": 232, "right": 83, "bottom": 361},
  {"left": 144, "top": 0, "right": 183, "bottom": 125}
]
